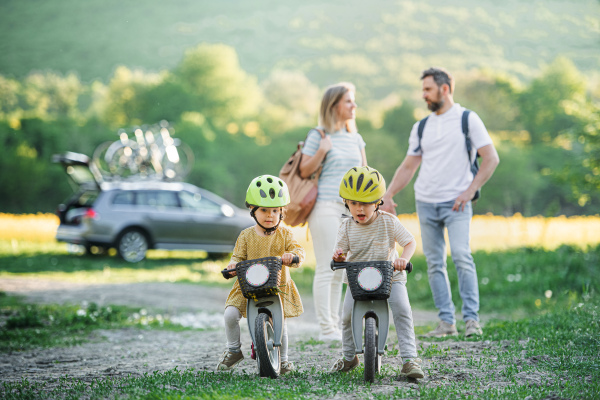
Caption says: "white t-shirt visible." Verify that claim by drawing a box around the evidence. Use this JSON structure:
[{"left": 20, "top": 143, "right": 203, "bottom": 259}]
[{"left": 406, "top": 103, "right": 493, "bottom": 203}]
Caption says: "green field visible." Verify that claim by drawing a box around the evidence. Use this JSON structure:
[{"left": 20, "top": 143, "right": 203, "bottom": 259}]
[{"left": 1, "top": 242, "right": 598, "bottom": 398}]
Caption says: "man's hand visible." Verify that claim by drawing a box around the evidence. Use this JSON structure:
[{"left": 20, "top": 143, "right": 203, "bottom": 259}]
[
  {"left": 452, "top": 189, "right": 476, "bottom": 212},
  {"left": 332, "top": 248, "right": 346, "bottom": 262},
  {"left": 380, "top": 196, "right": 397, "bottom": 214}
]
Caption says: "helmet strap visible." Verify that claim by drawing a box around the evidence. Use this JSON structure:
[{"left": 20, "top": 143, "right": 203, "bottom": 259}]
[{"left": 250, "top": 207, "right": 282, "bottom": 235}]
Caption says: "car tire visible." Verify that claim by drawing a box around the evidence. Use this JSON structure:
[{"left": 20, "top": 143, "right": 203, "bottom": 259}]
[{"left": 117, "top": 229, "right": 149, "bottom": 263}]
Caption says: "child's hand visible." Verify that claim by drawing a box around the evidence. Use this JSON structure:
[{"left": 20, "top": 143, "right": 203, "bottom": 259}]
[
  {"left": 226, "top": 263, "right": 237, "bottom": 276},
  {"left": 332, "top": 248, "right": 346, "bottom": 262},
  {"left": 394, "top": 258, "right": 410, "bottom": 271},
  {"left": 281, "top": 253, "right": 295, "bottom": 265}
]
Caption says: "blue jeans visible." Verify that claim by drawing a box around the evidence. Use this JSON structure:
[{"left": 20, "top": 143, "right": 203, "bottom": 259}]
[{"left": 416, "top": 200, "right": 479, "bottom": 324}]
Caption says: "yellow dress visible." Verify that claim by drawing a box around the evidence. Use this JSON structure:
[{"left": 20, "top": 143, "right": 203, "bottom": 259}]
[{"left": 225, "top": 226, "right": 305, "bottom": 318}]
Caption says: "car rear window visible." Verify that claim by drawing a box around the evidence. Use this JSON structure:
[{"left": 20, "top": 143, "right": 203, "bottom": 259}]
[
  {"left": 75, "top": 191, "right": 99, "bottom": 206},
  {"left": 179, "top": 191, "right": 222, "bottom": 214}
]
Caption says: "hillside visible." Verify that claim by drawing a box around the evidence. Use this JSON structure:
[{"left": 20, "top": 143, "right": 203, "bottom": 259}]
[{"left": 1, "top": 0, "right": 599, "bottom": 101}]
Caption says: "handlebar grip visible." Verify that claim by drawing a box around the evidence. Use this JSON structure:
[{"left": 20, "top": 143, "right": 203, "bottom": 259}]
[
  {"left": 405, "top": 262, "right": 413, "bottom": 274},
  {"left": 221, "top": 268, "right": 234, "bottom": 279},
  {"left": 292, "top": 255, "right": 300, "bottom": 264},
  {"left": 330, "top": 260, "right": 346, "bottom": 271}
]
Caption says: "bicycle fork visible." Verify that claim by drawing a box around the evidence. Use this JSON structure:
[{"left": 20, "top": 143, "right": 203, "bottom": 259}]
[{"left": 352, "top": 299, "right": 390, "bottom": 355}]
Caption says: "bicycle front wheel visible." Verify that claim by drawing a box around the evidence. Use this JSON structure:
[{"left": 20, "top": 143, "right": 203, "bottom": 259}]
[
  {"left": 364, "top": 316, "right": 377, "bottom": 382},
  {"left": 255, "top": 313, "right": 280, "bottom": 378}
]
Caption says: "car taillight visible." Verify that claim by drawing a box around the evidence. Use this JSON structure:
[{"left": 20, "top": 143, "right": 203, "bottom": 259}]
[{"left": 84, "top": 208, "right": 98, "bottom": 219}]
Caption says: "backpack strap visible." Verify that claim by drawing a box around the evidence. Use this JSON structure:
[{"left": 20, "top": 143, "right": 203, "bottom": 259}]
[
  {"left": 413, "top": 116, "right": 429, "bottom": 152},
  {"left": 462, "top": 110, "right": 474, "bottom": 164}
]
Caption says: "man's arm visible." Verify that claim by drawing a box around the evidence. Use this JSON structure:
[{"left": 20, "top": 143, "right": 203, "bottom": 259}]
[
  {"left": 453, "top": 143, "right": 500, "bottom": 211},
  {"left": 380, "top": 155, "right": 421, "bottom": 213}
]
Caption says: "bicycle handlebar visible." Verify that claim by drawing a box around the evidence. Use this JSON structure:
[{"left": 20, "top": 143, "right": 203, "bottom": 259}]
[
  {"left": 220, "top": 256, "right": 300, "bottom": 280},
  {"left": 330, "top": 260, "right": 413, "bottom": 274}
]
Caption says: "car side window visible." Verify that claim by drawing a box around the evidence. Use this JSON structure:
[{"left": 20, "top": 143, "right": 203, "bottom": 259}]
[
  {"left": 112, "top": 191, "right": 135, "bottom": 205},
  {"left": 137, "top": 191, "right": 180, "bottom": 209},
  {"left": 179, "top": 191, "right": 222, "bottom": 215}
]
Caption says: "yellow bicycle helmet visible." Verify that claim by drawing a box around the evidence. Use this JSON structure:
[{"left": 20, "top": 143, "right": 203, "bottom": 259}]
[{"left": 339, "top": 166, "right": 386, "bottom": 203}]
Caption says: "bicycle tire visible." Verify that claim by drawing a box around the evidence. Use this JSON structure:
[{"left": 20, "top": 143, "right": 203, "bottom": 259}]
[
  {"left": 255, "top": 313, "right": 280, "bottom": 378},
  {"left": 364, "top": 316, "right": 377, "bottom": 383}
]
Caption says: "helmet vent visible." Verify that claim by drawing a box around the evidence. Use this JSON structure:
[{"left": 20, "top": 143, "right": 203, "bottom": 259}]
[
  {"left": 278, "top": 189, "right": 283, "bottom": 198},
  {"left": 260, "top": 189, "right": 267, "bottom": 198},
  {"left": 370, "top": 184, "right": 379, "bottom": 193},
  {"left": 256, "top": 181, "right": 262, "bottom": 187},
  {"left": 348, "top": 176, "right": 353, "bottom": 189},
  {"left": 278, "top": 180, "right": 283, "bottom": 187},
  {"left": 364, "top": 180, "right": 373, "bottom": 192},
  {"left": 267, "top": 177, "right": 273, "bottom": 183},
  {"left": 269, "top": 188, "right": 276, "bottom": 199},
  {"left": 356, "top": 174, "right": 364, "bottom": 191},
  {"left": 343, "top": 179, "right": 348, "bottom": 188}
]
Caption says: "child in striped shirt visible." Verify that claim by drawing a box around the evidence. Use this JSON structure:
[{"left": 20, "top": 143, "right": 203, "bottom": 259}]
[{"left": 329, "top": 166, "right": 424, "bottom": 379}]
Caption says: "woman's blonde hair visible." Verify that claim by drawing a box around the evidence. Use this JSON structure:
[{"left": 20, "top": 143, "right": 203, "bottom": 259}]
[{"left": 318, "top": 82, "right": 357, "bottom": 133}]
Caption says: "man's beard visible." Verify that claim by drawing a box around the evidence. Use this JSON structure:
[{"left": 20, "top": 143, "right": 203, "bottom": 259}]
[{"left": 427, "top": 98, "right": 444, "bottom": 112}]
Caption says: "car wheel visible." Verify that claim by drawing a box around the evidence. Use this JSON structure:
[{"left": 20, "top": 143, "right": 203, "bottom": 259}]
[{"left": 117, "top": 229, "right": 149, "bottom": 263}]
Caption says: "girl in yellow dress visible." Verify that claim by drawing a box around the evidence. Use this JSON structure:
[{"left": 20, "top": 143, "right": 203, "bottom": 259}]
[{"left": 216, "top": 175, "right": 305, "bottom": 374}]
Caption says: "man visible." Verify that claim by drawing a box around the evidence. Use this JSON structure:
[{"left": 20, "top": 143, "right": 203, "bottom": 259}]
[{"left": 381, "top": 67, "right": 499, "bottom": 337}]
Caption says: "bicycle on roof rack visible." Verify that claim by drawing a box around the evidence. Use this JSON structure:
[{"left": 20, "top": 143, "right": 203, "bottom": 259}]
[{"left": 92, "top": 121, "right": 194, "bottom": 182}]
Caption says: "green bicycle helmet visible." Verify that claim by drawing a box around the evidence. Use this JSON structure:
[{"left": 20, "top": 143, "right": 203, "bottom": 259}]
[
  {"left": 339, "top": 166, "right": 386, "bottom": 203},
  {"left": 246, "top": 175, "right": 290, "bottom": 208}
]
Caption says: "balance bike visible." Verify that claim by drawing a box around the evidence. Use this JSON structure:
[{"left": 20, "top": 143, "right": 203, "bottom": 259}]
[
  {"left": 330, "top": 260, "right": 412, "bottom": 382},
  {"left": 222, "top": 255, "right": 298, "bottom": 378}
]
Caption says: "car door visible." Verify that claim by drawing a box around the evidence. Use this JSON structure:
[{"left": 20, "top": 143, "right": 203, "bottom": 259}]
[
  {"left": 179, "top": 190, "right": 246, "bottom": 245},
  {"left": 136, "top": 190, "right": 190, "bottom": 244}
]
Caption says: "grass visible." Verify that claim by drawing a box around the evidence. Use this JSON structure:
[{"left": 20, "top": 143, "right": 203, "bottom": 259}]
[{"left": 1, "top": 298, "right": 598, "bottom": 399}]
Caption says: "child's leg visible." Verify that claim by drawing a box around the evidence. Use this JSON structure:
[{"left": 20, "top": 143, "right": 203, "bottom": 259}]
[
  {"left": 388, "top": 281, "right": 418, "bottom": 360},
  {"left": 224, "top": 306, "right": 243, "bottom": 352},
  {"left": 280, "top": 320, "right": 289, "bottom": 362},
  {"left": 341, "top": 289, "right": 356, "bottom": 361}
]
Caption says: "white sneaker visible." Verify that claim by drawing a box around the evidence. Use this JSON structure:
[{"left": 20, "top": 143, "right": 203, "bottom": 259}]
[{"left": 319, "top": 330, "right": 342, "bottom": 341}]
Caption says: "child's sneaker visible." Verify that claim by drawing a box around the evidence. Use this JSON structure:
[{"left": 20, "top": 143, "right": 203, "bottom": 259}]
[
  {"left": 330, "top": 355, "right": 360, "bottom": 372},
  {"left": 280, "top": 361, "right": 295, "bottom": 375},
  {"left": 216, "top": 350, "right": 244, "bottom": 371},
  {"left": 401, "top": 358, "right": 424, "bottom": 379}
]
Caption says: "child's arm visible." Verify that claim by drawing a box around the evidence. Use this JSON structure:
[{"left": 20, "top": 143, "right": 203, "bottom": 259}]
[
  {"left": 226, "top": 232, "right": 248, "bottom": 276},
  {"left": 394, "top": 239, "right": 416, "bottom": 271},
  {"left": 332, "top": 220, "right": 350, "bottom": 262},
  {"left": 283, "top": 229, "right": 305, "bottom": 267}
]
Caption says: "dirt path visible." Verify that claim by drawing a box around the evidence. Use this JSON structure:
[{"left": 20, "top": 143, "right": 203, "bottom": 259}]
[{"left": 0, "top": 278, "right": 535, "bottom": 397}]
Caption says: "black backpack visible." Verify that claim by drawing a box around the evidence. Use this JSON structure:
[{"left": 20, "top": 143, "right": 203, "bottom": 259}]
[{"left": 413, "top": 110, "right": 481, "bottom": 201}]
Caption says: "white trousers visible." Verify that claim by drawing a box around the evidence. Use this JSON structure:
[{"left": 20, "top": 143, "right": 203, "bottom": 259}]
[
  {"left": 307, "top": 200, "right": 346, "bottom": 335},
  {"left": 224, "top": 306, "right": 289, "bottom": 361}
]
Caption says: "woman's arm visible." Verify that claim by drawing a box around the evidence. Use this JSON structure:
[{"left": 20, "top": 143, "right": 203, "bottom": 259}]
[{"left": 299, "top": 134, "right": 332, "bottom": 178}]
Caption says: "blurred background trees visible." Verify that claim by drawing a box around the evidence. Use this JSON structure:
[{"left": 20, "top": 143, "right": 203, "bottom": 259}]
[{"left": 0, "top": 0, "right": 598, "bottom": 216}]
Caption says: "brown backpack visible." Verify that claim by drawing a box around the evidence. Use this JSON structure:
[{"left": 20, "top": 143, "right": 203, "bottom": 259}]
[{"left": 279, "top": 128, "right": 326, "bottom": 227}]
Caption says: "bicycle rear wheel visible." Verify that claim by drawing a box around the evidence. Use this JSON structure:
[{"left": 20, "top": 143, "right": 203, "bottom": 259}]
[
  {"left": 364, "top": 316, "right": 377, "bottom": 382},
  {"left": 255, "top": 313, "right": 280, "bottom": 378}
]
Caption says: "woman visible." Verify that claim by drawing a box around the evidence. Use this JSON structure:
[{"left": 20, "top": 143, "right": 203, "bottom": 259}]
[{"left": 299, "top": 82, "right": 367, "bottom": 341}]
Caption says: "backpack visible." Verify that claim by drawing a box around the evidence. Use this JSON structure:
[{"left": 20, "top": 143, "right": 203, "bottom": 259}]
[
  {"left": 414, "top": 109, "right": 481, "bottom": 201},
  {"left": 279, "top": 128, "right": 326, "bottom": 226}
]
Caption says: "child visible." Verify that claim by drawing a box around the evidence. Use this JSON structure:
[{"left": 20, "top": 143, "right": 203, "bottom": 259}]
[
  {"left": 330, "top": 166, "right": 424, "bottom": 379},
  {"left": 216, "top": 175, "right": 305, "bottom": 375}
]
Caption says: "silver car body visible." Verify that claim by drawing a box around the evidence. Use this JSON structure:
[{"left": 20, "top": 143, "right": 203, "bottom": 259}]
[{"left": 54, "top": 152, "right": 254, "bottom": 260}]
